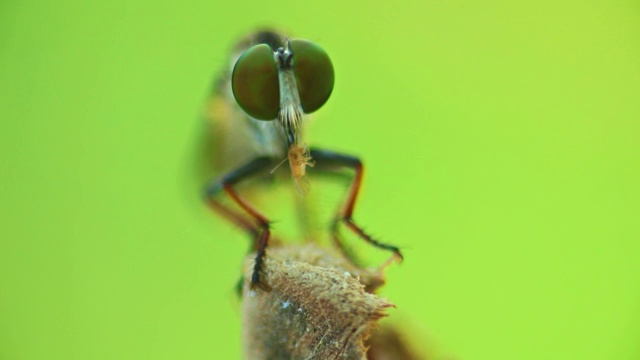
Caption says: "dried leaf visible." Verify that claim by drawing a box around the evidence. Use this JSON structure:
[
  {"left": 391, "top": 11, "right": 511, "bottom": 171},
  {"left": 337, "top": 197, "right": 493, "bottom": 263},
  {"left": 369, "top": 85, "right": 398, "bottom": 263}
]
[{"left": 242, "top": 244, "right": 392, "bottom": 360}]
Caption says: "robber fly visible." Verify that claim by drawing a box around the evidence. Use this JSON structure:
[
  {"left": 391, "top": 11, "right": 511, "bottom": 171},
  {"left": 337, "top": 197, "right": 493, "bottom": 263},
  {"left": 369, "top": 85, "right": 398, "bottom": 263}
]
[{"left": 202, "top": 30, "right": 402, "bottom": 290}]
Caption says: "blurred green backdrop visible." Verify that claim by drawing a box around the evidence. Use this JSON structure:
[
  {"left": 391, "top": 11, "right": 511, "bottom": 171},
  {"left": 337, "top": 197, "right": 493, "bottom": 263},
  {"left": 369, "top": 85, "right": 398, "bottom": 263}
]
[{"left": 1, "top": 1, "right": 639, "bottom": 359}]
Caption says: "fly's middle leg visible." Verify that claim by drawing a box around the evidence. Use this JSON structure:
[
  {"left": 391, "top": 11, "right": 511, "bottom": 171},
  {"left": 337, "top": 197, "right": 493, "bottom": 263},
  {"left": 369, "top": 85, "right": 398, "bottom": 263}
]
[{"left": 309, "top": 149, "right": 404, "bottom": 264}]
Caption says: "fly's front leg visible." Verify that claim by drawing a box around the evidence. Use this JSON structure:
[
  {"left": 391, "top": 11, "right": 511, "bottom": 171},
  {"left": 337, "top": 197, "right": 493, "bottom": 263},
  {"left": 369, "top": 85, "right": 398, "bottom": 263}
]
[
  {"left": 204, "top": 156, "right": 273, "bottom": 291},
  {"left": 309, "top": 149, "right": 403, "bottom": 264}
]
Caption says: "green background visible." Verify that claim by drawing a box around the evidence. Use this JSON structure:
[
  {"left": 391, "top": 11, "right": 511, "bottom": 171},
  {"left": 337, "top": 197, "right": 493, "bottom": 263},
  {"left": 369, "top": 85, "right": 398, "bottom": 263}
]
[{"left": 1, "top": 1, "right": 639, "bottom": 359}]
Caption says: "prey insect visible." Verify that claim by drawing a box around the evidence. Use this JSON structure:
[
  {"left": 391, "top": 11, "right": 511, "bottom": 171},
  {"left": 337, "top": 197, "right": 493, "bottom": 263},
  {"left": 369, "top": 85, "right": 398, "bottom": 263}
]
[{"left": 203, "top": 30, "right": 402, "bottom": 291}]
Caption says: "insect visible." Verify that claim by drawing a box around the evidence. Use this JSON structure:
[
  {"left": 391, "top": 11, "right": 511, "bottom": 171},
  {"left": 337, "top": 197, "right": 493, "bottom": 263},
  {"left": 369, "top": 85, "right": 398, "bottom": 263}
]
[{"left": 202, "top": 30, "right": 402, "bottom": 290}]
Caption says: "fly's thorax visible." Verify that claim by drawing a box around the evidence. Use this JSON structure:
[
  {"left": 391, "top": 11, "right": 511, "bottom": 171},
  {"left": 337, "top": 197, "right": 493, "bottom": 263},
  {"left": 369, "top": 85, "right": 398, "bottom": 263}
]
[{"left": 247, "top": 117, "right": 287, "bottom": 159}]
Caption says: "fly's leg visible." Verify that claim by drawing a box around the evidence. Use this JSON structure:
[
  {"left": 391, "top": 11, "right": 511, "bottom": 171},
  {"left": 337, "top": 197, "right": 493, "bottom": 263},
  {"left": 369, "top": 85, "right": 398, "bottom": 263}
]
[
  {"left": 206, "top": 198, "right": 260, "bottom": 238},
  {"left": 205, "top": 197, "right": 260, "bottom": 296},
  {"left": 204, "top": 157, "right": 273, "bottom": 291},
  {"left": 310, "top": 149, "right": 403, "bottom": 264}
]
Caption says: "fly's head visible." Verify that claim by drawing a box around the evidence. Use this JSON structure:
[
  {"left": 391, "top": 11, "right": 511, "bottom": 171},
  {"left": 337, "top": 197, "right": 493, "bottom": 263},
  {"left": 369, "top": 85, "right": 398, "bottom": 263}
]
[{"left": 231, "top": 36, "right": 334, "bottom": 178}]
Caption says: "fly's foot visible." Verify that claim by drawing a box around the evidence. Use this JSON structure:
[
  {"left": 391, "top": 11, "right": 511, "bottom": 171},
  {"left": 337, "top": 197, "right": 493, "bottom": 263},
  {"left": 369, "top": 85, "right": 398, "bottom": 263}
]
[
  {"left": 249, "top": 270, "right": 272, "bottom": 292},
  {"left": 337, "top": 216, "right": 404, "bottom": 264},
  {"left": 249, "top": 251, "right": 272, "bottom": 292}
]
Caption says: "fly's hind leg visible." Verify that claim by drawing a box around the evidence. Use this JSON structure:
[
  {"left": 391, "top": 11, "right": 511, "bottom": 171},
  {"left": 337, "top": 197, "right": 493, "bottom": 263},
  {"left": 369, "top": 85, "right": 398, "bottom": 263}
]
[
  {"left": 204, "top": 156, "right": 274, "bottom": 291},
  {"left": 309, "top": 149, "right": 403, "bottom": 265}
]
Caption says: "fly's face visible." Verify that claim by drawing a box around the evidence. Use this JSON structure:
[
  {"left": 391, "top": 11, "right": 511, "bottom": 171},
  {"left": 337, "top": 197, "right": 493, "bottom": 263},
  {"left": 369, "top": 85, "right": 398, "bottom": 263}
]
[{"left": 231, "top": 38, "right": 334, "bottom": 181}]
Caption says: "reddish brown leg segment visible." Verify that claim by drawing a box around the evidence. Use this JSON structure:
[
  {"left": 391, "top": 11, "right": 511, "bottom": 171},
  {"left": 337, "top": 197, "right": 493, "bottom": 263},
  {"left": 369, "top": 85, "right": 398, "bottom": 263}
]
[
  {"left": 204, "top": 157, "right": 273, "bottom": 291},
  {"left": 224, "top": 184, "right": 272, "bottom": 291},
  {"left": 206, "top": 198, "right": 259, "bottom": 238}
]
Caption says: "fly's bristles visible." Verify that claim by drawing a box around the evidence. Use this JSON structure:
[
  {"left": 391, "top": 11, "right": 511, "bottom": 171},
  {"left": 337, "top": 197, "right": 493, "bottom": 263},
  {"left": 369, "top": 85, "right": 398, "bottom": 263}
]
[{"left": 279, "top": 104, "right": 303, "bottom": 133}]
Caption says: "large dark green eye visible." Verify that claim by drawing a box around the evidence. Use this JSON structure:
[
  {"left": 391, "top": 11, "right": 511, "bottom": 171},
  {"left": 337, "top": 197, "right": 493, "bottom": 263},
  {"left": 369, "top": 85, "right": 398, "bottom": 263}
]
[
  {"left": 290, "top": 39, "right": 334, "bottom": 114},
  {"left": 232, "top": 44, "right": 279, "bottom": 120}
]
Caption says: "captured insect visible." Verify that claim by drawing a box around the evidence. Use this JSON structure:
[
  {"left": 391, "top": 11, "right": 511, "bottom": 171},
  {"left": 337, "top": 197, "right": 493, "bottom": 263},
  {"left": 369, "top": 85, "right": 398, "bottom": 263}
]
[{"left": 202, "top": 30, "right": 402, "bottom": 290}]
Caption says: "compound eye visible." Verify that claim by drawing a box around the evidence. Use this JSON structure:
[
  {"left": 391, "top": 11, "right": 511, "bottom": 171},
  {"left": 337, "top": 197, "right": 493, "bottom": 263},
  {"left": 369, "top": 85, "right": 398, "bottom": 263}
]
[
  {"left": 231, "top": 44, "right": 279, "bottom": 120},
  {"left": 290, "top": 39, "right": 334, "bottom": 114}
]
